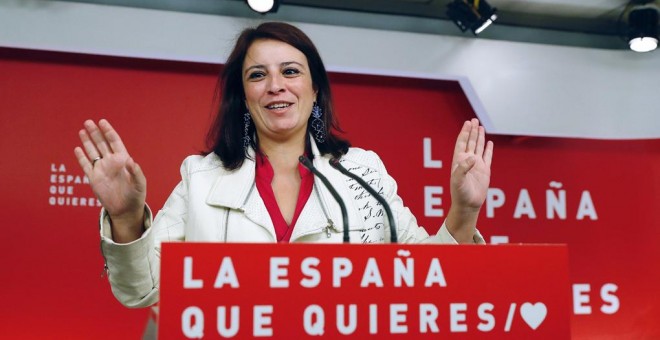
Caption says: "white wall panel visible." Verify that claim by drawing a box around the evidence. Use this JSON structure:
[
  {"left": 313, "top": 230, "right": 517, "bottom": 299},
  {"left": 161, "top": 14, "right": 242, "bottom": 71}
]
[{"left": 1, "top": 0, "right": 658, "bottom": 139}]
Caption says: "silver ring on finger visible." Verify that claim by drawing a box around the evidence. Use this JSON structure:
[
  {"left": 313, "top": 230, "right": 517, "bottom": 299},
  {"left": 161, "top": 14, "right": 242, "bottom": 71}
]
[{"left": 92, "top": 156, "right": 102, "bottom": 167}]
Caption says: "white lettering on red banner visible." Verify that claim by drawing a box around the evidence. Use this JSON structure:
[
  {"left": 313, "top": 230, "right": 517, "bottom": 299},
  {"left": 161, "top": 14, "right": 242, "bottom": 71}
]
[
  {"left": 48, "top": 163, "right": 102, "bottom": 207},
  {"left": 160, "top": 243, "right": 571, "bottom": 338}
]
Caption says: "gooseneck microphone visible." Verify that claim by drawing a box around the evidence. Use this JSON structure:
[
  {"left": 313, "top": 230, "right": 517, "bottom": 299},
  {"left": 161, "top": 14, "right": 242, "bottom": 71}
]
[
  {"left": 329, "top": 158, "right": 398, "bottom": 244},
  {"left": 298, "top": 156, "right": 350, "bottom": 243}
]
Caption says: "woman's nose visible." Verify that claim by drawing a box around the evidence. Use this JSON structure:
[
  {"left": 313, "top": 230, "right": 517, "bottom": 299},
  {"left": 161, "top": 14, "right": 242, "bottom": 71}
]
[{"left": 267, "top": 74, "right": 285, "bottom": 94}]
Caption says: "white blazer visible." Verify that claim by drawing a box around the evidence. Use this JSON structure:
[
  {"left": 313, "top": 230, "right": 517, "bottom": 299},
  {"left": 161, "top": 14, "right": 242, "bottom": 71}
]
[{"left": 99, "top": 140, "right": 484, "bottom": 307}]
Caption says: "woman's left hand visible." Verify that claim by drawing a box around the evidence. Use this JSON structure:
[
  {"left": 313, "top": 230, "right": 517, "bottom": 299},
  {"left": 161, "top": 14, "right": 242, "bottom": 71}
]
[{"left": 447, "top": 118, "right": 494, "bottom": 242}]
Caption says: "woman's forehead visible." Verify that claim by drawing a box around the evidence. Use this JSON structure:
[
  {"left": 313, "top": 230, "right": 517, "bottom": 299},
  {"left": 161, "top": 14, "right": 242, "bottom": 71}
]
[{"left": 243, "top": 39, "right": 308, "bottom": 69}]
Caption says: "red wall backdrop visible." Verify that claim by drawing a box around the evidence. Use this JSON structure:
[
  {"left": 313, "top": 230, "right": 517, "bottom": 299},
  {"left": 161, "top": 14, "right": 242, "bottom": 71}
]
[{"left": 1, "top": 48, "right": 658, "bottom": 339}]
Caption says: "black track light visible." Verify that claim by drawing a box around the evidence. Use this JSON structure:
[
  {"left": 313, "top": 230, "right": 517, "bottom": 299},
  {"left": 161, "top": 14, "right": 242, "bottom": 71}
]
[
  {"left": 628, "top": 6, "right": 658, "bottom": 52},
  {"left": 446, "top": 0, "right": 498, "bottom": 35}
]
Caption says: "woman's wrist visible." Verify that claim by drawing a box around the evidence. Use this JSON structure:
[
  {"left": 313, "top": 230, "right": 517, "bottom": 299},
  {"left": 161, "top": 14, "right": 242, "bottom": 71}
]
[
  {"left": 108, "top": 206, "right": 147, "bottom": 243},
  {"left": 446, "top": 205, "right": 480, "bottom": 244}
]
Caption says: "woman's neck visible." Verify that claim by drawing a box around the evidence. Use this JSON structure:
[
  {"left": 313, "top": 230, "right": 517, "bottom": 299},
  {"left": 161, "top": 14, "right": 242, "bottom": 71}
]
[{"left": 259, "top": 136, "right": 306, "bottom": 174}]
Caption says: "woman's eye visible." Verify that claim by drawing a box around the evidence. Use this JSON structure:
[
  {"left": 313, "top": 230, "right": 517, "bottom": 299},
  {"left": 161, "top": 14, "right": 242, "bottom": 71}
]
[
  {"left": 248, "top": 72, "right": 265, "bottom": 80},
  {"left": 283, "top": 68, "right": 300, "bottom": 76}
]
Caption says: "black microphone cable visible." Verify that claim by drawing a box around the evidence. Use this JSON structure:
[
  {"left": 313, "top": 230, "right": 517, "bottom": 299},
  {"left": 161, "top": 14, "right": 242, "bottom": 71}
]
[{"left": 298, "top": 156, "right": 350, "bottom": 243}]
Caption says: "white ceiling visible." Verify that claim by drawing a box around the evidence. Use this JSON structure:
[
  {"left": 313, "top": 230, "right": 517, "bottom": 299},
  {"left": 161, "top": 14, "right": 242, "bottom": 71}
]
[{"left": 283, "top": 0, "right": 640, "bottom": 37}]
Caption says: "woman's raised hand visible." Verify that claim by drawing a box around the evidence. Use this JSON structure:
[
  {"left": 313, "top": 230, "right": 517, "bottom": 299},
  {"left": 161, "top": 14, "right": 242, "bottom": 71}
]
[
  {"left": 447, "top": 118, "right": 494, "bottom": 243},
  {"left": 74, "top": 119, "right": 147, "bottom": 242}
]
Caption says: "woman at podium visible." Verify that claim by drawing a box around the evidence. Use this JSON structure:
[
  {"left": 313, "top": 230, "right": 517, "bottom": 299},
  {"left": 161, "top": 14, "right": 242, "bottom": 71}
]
[{"left": 74, "top": 22, "right": 493, "bottom": 307}]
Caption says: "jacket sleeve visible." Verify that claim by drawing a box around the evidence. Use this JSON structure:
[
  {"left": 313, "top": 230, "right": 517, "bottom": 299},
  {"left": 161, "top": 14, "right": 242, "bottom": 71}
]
[
  {"left": 370, "top": 151, "right": 485, "bottom": 245},
  {"left": 99, "top": 159, "right": 191, "bottom": 308}
]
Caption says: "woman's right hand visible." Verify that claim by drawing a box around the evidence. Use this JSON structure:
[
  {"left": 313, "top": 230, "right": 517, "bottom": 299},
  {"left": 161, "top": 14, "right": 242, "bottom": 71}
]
[{"left": 74, "top": 119, "right": 147, "bottom": 243}]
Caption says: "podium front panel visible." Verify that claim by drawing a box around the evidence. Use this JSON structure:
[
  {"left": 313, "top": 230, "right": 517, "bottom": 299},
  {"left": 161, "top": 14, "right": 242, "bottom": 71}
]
[{"left": 159, "top": 243, "right": 570, "bottom": 339}]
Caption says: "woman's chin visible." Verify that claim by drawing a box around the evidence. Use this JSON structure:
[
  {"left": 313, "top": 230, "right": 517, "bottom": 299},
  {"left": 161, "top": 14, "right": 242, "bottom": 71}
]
[{"left": 261, "top": 126, "right": 307, "bottom": 141}]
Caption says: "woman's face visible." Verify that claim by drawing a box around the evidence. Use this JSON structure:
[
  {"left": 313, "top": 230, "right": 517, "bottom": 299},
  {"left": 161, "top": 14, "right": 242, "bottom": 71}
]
[{"left": 242, "top": 39, "right": 316, "bottom": 145}]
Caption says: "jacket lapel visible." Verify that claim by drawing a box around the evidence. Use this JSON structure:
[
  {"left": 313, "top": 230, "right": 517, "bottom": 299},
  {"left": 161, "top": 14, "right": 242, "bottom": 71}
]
[
  {"left": 202, "top": 138, "right": 361, "bottom": 242},
  {"left": 292, "top": 140, "right": 362, "bottom": 238},
  {"left": 205, "top": 151, "right": 275, "bottom": 237},
  {"left": 205, "top": 155, "right": 255, "bottom": 209}
]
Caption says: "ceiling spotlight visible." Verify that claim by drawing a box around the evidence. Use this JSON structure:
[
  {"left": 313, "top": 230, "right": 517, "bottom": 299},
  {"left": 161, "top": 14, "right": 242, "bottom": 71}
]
[
  {"left": 246, "top": 0, "right": 280, "bottom": 14},
  {"left": 446, "top": 0, "right": 498, "bottom": 35},
  {"left": 628, "top": 6, "right": 658, "bottom": 52}
]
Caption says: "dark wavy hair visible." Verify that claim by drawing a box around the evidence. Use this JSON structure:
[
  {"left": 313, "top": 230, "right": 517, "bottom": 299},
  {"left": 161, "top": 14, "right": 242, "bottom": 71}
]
[{"left": 206, "top": 22, "right": 350, "bottom": 170}]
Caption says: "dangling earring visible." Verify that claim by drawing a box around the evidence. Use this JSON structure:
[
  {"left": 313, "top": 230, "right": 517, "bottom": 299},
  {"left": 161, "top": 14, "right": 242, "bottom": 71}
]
[
  {"left": 243, "top": 111, "right": 251, "bottom": 149},
  {"left": 310, "top": 102, "right": 326, "bottom": 144}
]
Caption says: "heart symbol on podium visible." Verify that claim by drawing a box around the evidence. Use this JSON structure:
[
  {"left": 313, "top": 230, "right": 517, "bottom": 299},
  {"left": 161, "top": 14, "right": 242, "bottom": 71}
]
[{"left": 520, "top": 302, "right": 547, "bottom": 330}]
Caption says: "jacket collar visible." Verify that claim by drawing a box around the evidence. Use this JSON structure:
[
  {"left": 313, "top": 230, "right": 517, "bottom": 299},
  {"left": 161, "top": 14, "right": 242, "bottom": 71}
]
[
  {"left": 204, "top": 136, "right": 323, "bottom": 210},
  {"left": 205, "top": 148, "right": 257, "bottom": 209},
  {"left": 204, "top": 136, "right": 357, "bottom": 237}
]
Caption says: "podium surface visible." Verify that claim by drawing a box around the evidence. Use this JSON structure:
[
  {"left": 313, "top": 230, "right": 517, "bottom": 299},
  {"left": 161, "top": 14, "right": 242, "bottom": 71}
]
[{"left": 160, "top": 243, "right": 570, "bottom": 339}]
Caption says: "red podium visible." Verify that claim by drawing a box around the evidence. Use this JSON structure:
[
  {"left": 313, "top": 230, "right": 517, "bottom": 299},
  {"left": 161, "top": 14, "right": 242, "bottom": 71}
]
[{"left": 159, "top": 243, "right": 570, "bottom": 339}]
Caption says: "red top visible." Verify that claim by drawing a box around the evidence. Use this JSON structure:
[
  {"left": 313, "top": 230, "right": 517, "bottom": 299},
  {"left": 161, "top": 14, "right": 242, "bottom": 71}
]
[{"left": 255, "top": 154, "right": 314, "bottom": 243}]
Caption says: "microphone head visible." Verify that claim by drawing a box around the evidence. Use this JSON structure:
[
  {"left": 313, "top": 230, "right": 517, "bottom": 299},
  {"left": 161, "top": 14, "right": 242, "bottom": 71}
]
[{"left": 329, "top": 157, "right": 343, "bottom": 168}]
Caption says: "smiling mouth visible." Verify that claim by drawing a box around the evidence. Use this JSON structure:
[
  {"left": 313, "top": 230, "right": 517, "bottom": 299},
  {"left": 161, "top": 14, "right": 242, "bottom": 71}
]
[{"left": 266, "top": 103, "right": 292, "bottom": 110}]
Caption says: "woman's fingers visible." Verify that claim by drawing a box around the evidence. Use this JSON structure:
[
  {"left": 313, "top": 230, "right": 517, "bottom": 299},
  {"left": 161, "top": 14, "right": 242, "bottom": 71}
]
[
  {"left": 77, "top": 119, "right": 130, "bottom": 169},
  {"left": 454, "top": 120, "right": 471, "bottom": 157},
  {"left": 454, "top": 119, "right": 485, "bottom": 157},
  {"left": 126, "top": 157, "right": 147, "bottom": 191},
  {"left": 74, "top": 146, "right": 93, "bottom": 176},
  {"left": 84, "top": 120, "right": 112, "bottom": 156},
  {"left": 466, "top": 118, "right": 479, "bottom": 154},
  {"left": 484, "top": 140, "right": 494, "bottom": 168},
  {"left": 79, "top": 128, "right": 101, "bottom": 160},
  {"left": 76, "top": 119, "right": 131, "bottom": 180},
  {"left": 475, "top": 126, "right": 485, "bottom": 156},
  {"left": 98, "top": 119, "right": 127, "bottom": 154}
]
